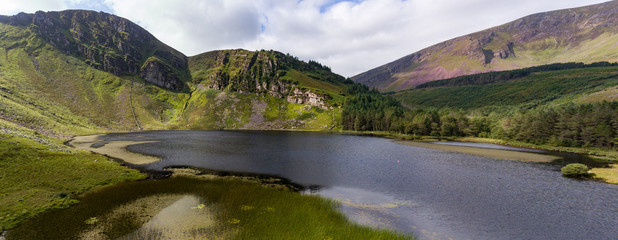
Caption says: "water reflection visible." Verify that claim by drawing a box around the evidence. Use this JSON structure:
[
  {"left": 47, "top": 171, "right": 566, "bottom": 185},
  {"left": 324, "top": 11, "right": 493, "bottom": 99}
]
[
  {"left": 117, "top": 195, "right": 215, "bottom": 240},
  {"left": 93, "top": 131, "right": 617, "bottom": 240}
]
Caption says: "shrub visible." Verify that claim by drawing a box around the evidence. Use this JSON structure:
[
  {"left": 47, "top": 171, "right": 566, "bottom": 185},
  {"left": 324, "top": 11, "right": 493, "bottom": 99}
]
[{"left": 561, "top": 163, "right": 590, "bottom": 178}]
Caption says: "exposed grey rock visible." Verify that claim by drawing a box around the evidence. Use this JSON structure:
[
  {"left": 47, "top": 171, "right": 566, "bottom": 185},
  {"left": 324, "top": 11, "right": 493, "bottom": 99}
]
[{"left": 140, "top": 60, "right": 183, "bottom": 91}]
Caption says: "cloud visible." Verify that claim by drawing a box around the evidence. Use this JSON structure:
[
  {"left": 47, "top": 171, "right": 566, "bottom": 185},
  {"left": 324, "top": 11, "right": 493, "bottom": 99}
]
[
  {"left": 0, "top": 0, "right": 66, "bottom": 15},
  {"left": 104, "top": 0, "right": 262, "bottom": 57},
  {"left": 239, "top": 0, "right": 609, "bottom": 76},
  {"left": 0, "top": 0, "right": 609, "bottom": 77}
]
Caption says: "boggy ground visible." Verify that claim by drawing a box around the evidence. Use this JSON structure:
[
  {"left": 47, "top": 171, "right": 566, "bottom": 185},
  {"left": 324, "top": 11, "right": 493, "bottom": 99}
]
[
  {"left": 7, "top": 168, "right": 413, "bottom": 240},
  {"left": 2, "top": 131, "right": 411, "bottom": 239}
]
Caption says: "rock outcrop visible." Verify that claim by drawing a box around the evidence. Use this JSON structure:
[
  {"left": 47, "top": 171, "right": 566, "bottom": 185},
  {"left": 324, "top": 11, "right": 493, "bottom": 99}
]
[
  {"left": 140, "top": 58, "right": 184, "bottom": 91},
  {"left": 190, "top": 49, "right": 342, "bottom": 109}
]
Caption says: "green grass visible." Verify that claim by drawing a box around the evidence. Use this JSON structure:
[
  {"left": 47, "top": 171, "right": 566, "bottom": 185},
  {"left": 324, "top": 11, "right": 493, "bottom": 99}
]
[
  {"left": 393, "top": 66, "right": 618, "bottom": 110},
  {"left": 0, "top": 23, "right": 197, "bottom": 133},
  {"left": 0, "top": 134, "right": 146, "bottom": 231},
  {"left": 7, "top": 175, "right": 413, "bottom": 239},
  {"left": 178, "top": 89, "right": 339, "bottom": 130},
  {"left": 589, "top": 164, "right": 618, "bottom": 184},
  {"left": 282, "top": 69, "right": 345, "bottom": 95}
]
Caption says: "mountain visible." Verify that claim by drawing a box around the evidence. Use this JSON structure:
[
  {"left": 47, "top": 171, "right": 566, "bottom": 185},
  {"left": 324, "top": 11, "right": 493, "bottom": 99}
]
[
  {"left": 181, "top": 49, "right": 346, "bottom": 130},
  {"left": 352, "top": 1, "right": 618, "bottom": 92},
  {"left": 189, "top": 49, "right": 345, "bottom": 108},
  {"left": 391, "top": 63, "right": 618, "bottom": 110},
  {"left": 0, "top": 10, "right": 189, "bottom": 91},
  {"left": 0, "top": 10, "right": 347, "bottom": 138}
]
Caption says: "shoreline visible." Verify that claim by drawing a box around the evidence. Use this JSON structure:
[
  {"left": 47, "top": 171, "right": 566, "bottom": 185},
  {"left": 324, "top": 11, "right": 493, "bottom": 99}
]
[
  {"left": 394, "top": 140, "right": 561, "bottom": 163},
  {"left": 335, "top": 130, "right": 617, "bottom": 160},
  {"left": 69, "top": 135, "right": 162, "bottom": 165},
  {"left": 78, "top": 130, "right": 617, "bottom": 184}
]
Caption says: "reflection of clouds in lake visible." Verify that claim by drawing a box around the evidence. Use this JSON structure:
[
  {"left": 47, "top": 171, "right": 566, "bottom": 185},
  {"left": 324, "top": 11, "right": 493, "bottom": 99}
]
[
  {"left": 307, "top": 186, "right": 416, "bottom": 232},
  {"left": 103, "top": 131, "right": 618, "bottom": 240},
  {"left": 117, "top": 195, "right": 217, "bottom": 240}
]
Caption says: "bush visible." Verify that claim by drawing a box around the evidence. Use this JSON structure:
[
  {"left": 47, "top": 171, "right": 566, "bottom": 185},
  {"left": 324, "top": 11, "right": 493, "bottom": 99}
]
[{"left": 561, "top": 163, "right": 590, "bottom": 178}]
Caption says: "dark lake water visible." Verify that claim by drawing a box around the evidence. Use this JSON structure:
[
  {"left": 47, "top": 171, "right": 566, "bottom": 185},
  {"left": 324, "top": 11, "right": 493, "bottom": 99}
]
[{"left": 87, "top": 130, "right": 618, "bottom": 240}]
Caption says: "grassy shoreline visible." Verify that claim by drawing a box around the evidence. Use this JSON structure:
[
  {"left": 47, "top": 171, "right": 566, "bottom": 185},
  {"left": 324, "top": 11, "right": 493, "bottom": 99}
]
[
  {"left": 1, "top": 131, "right": 413, "bottom": 239},
  {"left": 8, "top": 169, "right": 413, "bottom": 239},
  {"left": 394, "top": 140, "right": 560, "bottom": 162},
  {"left": 335, "top": 130, "right": 617, "bottom": 160},
  {"left": 2, "top": 127, "right": 616, "bottom": 236},
  {"left": 69, "top": 135, "right": 162, "bottom": 165},
  {"left": 334, "top": 130, "right": 618, "bottom": 184}
]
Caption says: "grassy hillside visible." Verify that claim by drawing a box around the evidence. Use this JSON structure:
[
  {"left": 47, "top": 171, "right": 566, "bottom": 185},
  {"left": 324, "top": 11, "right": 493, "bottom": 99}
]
[
  {"left": 0, "top": 12, "right": 348, "bottom": 233},
  {"left": 0, "top": 23, "right": 192, "bottom": 134},
  {"left": 0, "top": 10, "right": 190, "bottom": 90},
  {"left": 392, "top": 66, "right": 618, "bottom": 110},
  {"left": 0, "top": 117, "right": 146, "bottom": 230},
  {"left": 189, "top": 49, "right": 346, "bottom": 104},
  {"left": 353, "top": 1, "right": 618, "bottom": 92},
  {"left": 0, "top": 22, "right": 346, "bottom": 136}
]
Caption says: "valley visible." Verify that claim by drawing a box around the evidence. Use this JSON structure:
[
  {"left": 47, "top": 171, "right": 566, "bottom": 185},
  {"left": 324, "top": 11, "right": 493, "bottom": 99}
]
[{"left": 0, "top": 2, "right": 617, "bottom": 240}]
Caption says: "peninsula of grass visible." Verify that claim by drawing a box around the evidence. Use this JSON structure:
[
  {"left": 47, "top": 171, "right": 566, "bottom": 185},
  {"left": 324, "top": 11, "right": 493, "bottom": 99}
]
[
  {"left": 8, "top": 173, "right": 413, "bottom": 240},
  {"left": 1, "top": 126, "right": 412, "bottom": 238}
]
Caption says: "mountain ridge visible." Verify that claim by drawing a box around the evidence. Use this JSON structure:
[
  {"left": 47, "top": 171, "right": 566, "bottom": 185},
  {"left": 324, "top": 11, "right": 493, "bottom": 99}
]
[
  {"left": 0, "top": 9, "right": 347, "bottom": 136},
  {"left": 352, "top": 0, "right": 618, "bottom": 92},
  {"left": 0, "top": 10, "right": 189, "bottom": 91}
]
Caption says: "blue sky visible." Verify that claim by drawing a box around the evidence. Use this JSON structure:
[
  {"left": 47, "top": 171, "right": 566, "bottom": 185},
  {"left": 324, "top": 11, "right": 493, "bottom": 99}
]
[{"left": 0, "top": 0, "right": 609, "bottom": 76}]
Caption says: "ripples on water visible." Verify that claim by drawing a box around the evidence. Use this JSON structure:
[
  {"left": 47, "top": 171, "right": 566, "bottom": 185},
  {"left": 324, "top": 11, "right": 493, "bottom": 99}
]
[{"left": 22, "top": 131, "right": 618, "bottom": 240}]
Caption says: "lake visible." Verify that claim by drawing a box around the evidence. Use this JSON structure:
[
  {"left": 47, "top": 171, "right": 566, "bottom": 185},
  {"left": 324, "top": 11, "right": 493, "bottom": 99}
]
[{"left": 18, "top": 131, "right": 618, "bottom": 239}]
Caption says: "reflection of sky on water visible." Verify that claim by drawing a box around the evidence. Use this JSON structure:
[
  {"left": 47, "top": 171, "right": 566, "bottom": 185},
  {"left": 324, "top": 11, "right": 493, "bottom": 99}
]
[
  {"left": 308, "top": 186, "right": 465, "bottom": 240},
  {"left": 101, "top": 131, "right": 618, "bottom": 240},
  {"left": 118, "top": 195, "right": 215, "bottom": 240}
]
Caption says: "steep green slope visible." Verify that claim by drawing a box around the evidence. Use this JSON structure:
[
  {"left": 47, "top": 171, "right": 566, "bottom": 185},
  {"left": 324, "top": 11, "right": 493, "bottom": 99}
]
[
  {"left": 0, "top": 10, "right": 349, "bottom": 135},
  {"left": 183, "top": 49, "right": 346, "bottom": 130},
  {"left": 0, "top": 10, "right": 349, "bottom": 231},
  {"left": 189, "top": 49, "right": 346, "bottom": 103},
  {"left": 0, "top": 10, "right": 189, "bottom": 91},
  {"left": 0, "top": 22, "right": 187, "bottom": 136},
  {"left": 392, "top": 65, "right": 618, "bottom": 110},
  {"left": 353, "top": 1, "right": 618, "bottom": 92}
]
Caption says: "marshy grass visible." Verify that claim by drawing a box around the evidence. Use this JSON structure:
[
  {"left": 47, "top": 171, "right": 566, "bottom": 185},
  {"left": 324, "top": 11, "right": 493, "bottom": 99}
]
[{"left": 7, "top": 175, "right": 413, "bottom": 239}]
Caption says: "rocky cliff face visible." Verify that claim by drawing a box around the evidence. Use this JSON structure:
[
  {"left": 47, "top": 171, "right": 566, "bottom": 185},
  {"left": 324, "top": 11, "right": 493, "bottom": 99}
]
[
  {"left": 353, "top": 1, "right": 618, "bottom": 92},
  {"left": 189, "top": 49, "right": 343, "bottom": 109},
  {"left": 0, "top": 10, "right": 188, "bottom": 91}
]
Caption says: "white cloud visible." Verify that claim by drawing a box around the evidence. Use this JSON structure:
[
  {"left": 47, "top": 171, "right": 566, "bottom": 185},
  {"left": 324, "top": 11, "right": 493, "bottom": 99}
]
[
  {"left": 0, "top": 0, "right": 66, "bottom": 15},
  {"left": 104, "top": 0, "right": 262, "bottom": 56},
  {"left": 0, "top": 0, "right": 610, "bottom": 77}
]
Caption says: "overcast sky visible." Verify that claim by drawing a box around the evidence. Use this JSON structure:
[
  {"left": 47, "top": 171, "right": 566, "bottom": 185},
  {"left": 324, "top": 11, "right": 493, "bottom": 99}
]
[{"left": 0, "top": 0, "right": 609, "bottom": 77}]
